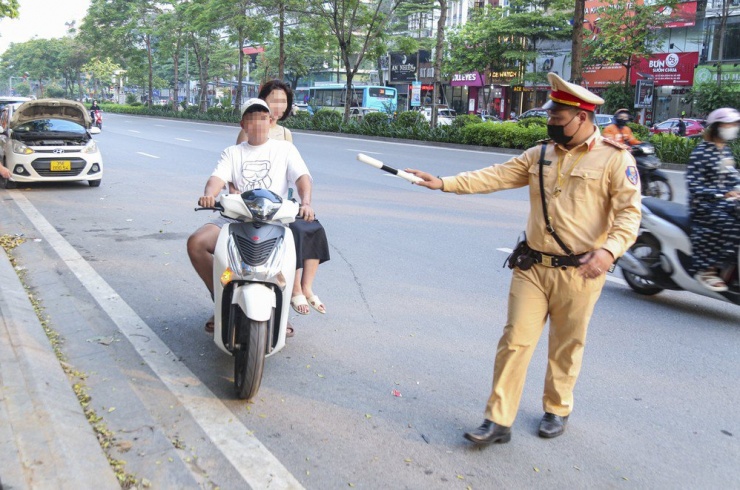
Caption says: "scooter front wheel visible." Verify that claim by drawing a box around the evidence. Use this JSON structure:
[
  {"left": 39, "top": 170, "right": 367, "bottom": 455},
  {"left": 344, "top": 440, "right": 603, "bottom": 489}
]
[
  {"left": 234, "top": 317, "right": 268, "bottom": 400},
  {"left": 646, "top": 175, "right": 673, "bottom": 201}
]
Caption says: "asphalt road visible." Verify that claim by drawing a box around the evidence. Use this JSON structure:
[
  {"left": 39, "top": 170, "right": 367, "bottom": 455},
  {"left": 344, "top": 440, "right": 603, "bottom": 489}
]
[{"left": 2, "top": 113, "right": 738, "bottom": 489}]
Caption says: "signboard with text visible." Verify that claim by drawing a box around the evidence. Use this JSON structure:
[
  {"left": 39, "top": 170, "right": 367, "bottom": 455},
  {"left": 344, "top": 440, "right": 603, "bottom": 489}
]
[
  {"left": 634, "top": 79, "right": 655, "bottom": 108},
  {"left": 629, "top": 52, "right": 699, "bottom": 86},
  {"left": 390, "top": 51, "right": 430, "bottom": 83}
]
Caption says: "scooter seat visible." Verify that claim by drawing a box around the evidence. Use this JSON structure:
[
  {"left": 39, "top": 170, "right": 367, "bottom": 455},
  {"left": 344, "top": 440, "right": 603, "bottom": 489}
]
[{"left": 642, "top": 197, "right": 691, "bottom": 235}]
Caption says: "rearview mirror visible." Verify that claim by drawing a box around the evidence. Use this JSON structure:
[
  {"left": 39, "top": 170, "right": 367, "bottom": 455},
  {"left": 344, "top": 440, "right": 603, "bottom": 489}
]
[{"left": 89, "top": 126, "right": 101, "bottom": 135}]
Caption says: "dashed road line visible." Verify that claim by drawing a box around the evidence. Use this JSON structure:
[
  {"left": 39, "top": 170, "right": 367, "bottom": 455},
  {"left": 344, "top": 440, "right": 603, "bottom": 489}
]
[
  {"left": 346, "top": 149, "right": 383, "bottom": 155},
  {"left": 136, "top": 152, "right": 160, "bottom": 159},
  {"left": 128, "top": 130, "right": 141, "bottom": 133},
  {"left": 5, "top": 192, "right": 304, "bottom": 490},
  {"left": 175, "top": 138, "right": 191, "bottom": 142}
]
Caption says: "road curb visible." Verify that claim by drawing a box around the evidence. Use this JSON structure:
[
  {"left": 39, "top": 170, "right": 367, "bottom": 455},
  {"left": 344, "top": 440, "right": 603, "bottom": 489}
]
[{"left": 0, "top": 246, "right": 119, "bottom": 489}]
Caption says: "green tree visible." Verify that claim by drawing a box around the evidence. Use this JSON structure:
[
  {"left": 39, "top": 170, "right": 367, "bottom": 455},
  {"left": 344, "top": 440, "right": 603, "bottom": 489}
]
[
  {"left": 83, "top": 57, "right": 123, "bottom": 100},
  {"left": 688, "top": 82, "right": 740, "bottom": 116},
  {"left": 0, "top": 38, "right": 67, "bottom": 97},
  {"left": 0, "top": 0, "right": 19, "bottom": 19},
  {"left": 304, "top": 0, "right": 406, "bottom": 122},
  {"left": 583, "top": 0, "right": 677, "bottom": 87},
  {"left": 182, "top": 0, "right": 222, "bottom": 112}
]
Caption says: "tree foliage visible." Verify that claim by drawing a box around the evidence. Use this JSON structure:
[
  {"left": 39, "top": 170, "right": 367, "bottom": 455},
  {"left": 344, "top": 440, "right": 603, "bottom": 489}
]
[
  {"left": 687, "top": 82, "right": 740, "bottom": 116},
  {"left": 0, "top": 0, "right": 19, "bottom": 19},
  {"left": 583, "top": 0, "right": 678, "bottom": 86}
]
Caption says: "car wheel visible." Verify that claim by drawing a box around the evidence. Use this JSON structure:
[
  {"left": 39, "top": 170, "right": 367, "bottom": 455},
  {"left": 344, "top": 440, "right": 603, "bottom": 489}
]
[{"left": 88, "top": 179, "right": 101, "bottom": 187}]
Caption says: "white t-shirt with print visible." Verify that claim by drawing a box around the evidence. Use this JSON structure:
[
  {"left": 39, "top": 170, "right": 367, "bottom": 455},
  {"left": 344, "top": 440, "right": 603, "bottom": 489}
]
[{"left": 211, "top": 139, "right": 310, "bottom": 199}]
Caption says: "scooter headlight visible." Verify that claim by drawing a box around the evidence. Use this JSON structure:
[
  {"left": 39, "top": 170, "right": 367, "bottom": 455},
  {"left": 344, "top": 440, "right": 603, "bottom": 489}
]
[{"left": 245, "top": 196, "right": 281, "bottom": 221}]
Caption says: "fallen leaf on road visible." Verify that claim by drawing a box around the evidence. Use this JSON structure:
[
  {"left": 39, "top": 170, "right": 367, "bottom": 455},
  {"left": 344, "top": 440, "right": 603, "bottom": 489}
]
[
  {"left": 108, "top": 407, "right": 116, "bottom": 413},
  {"left": 116, "top": 441, "right": 133, "bottom": 452},
  {"left": 365, "top": 414, "right": 372, "bottom": 419},
  {"left": 534, "top": 467, "right": 540, "bottom": 472},
  {"left": 456, "top": 474, "right": 464, "bottom": 480}
]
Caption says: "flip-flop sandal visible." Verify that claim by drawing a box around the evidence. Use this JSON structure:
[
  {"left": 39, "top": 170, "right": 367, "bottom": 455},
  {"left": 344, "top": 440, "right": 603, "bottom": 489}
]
[
  {"left": 307, "top": 295, "right": 326, "bottom": 314},
  {"left": 204, "top": 315, "right": 215, "bottom": 334},
  {"left": 291, "top": 294, "right": 310, "bottom": 315},
  {"left": 286, "top": 325, "right": 295, "bottom": 338}
]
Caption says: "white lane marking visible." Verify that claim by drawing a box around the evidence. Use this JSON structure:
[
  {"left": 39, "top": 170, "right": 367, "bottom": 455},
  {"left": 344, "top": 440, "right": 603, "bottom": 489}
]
[
  {"left": 196, "top": 129, "right": 211, "bottom": 133},
  {"left": 175, "top": 138, "right": 191, "bottom": 142},
  {"left": 136, "top": 152, "right": 160, "bottom": 159},
  {"left": 346, "top": 149, "right": 383, "bottom": 155},
  {"left": 128, "top": 130, "right": 141, "bottom": 133},
  {"left": 8, "top": 191, "right": 303, "bottom": 490},
  {"left": 496, "top": 247, "right": 627, "bottom": 285},
  {"left": 154, "top": 124, "right": 166, "bottom": 127}
]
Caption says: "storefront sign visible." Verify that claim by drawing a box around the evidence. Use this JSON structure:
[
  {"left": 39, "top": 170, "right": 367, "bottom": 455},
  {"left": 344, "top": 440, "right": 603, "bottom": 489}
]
[
  {"left": 390, "top": 51, "right": 430, "bottom": 83},
  {"left": 451, "top": 71, "right": 484, "bottom": 87},
  {"left": 629, "top": 52, "right": 699, "bottom": 86},
  {"left": 662, "top": 1, "right": 697, "bottom": 28},
  {"left": 694, "top": 64, "right": 740, "bottom": 89}
]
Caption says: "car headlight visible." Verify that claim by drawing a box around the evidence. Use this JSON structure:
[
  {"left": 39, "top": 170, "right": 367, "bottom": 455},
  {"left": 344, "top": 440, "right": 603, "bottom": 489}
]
[
  {"left": 11, "top": 140, "right": 33, "bottom": 155},
  {"left": 82, "top": 140, "right": 99, "bottom": 154},
  {"left": 224, "top": 234, "right": 287, "bottom": 288}
]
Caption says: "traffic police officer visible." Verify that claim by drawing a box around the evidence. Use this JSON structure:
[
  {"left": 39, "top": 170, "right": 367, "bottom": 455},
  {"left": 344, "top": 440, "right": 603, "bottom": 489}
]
[{"left": 407, "top": 73, "right": 642, "bottom": 444}]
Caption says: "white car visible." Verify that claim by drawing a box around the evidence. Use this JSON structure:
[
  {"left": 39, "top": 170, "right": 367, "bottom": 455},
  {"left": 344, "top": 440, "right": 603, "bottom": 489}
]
[
  {"left": 422, "top": 107, "right": 456, "bottom": 125},
  {"left": 0, "top": 99, "right": 102, "bottom": 188}
]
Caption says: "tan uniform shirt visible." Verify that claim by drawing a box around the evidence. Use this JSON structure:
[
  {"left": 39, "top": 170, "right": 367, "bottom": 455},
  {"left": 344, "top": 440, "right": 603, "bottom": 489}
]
[{"left": 441, "top": 128, "right": 641, "bottom": 259}]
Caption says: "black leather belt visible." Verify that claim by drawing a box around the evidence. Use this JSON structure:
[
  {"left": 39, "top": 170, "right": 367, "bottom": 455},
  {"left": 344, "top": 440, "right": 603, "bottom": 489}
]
[{"left": 529, "top": 249, "right": 586, "bottom": 268}]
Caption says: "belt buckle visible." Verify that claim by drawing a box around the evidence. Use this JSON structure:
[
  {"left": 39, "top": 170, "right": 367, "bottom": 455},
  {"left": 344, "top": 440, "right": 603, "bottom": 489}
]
[{"left": 541, "top": 254, "right": 553, "bottom": 267}]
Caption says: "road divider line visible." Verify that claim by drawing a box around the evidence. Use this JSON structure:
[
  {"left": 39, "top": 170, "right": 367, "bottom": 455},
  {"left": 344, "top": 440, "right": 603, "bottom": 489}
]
[
  {"left": 8, "top": 190, "right": 304, "bottom": 490},
  {"left": 175, "top": 138, "right": 191, "bottom": 142},
  {"left": 346, "top": 149, "right": 383, "bottom": 155},
  {"left": 496, "top": 247, "right": 627, "bottom": 286},
  {"left": 128, "top": 130, "right": 141, "bottom": 133},
  {"left": 136, "top": 152, "right": 160, "bottom": 159}
]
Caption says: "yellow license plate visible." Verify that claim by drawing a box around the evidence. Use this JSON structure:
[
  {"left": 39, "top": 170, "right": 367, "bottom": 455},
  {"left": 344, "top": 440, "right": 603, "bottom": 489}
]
[{"left": 50, "top": 160, "right": 71, "bottom": 171}]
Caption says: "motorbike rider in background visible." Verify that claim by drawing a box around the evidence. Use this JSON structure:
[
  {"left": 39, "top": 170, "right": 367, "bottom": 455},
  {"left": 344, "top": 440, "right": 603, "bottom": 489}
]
[
  {"left": 89, "top": 99, "right": 100, "bottom": 120},
  {"left": 602, "top": 109, "right": 642, "bottom": 146},
  {"left": 686, "top": 107, "right": 740, "bottom": 292}
]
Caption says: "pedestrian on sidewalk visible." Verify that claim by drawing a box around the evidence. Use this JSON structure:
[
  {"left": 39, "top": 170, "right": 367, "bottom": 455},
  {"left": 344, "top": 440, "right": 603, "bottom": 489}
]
[{"left": 405, "top": 73, "right": 641, "bottom": 445}]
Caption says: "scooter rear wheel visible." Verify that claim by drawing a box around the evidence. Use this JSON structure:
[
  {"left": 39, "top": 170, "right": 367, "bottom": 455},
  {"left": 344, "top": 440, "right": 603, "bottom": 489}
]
[
  {"left": 234, "top": 316, "right": 268, "bottom": 400},
  {"left": 622, "top": 233, "right": 665, "bottom": 295}
]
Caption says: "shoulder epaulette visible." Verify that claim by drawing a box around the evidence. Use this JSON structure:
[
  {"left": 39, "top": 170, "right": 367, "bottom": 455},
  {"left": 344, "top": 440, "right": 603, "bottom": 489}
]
[
  {"left": 601, "top": 137, "right": 630, "bottom": 150},
  {"left": 535, "top": 138, "right": 552, "bottom": 145}
]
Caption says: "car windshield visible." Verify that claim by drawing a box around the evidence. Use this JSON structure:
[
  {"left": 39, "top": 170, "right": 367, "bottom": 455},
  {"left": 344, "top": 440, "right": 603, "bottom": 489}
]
[{"left": 13, "top": 118, "right": 86, "bottom": 134}]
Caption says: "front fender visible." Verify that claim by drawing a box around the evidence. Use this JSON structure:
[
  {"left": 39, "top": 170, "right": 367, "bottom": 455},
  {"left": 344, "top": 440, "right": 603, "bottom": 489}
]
[{"left": 234, "top": 283, "right": 275, "bottom": 322}]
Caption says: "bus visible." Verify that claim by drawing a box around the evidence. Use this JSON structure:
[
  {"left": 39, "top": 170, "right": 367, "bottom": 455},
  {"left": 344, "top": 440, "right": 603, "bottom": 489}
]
[{"left": 294, "top": 85, "right": 397, "bottom": 114}]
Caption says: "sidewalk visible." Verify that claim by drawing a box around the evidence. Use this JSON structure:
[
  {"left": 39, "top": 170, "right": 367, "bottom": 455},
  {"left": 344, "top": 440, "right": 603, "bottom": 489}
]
[{"left": 0, "top": 246, "right": 119, "bottom": 489}]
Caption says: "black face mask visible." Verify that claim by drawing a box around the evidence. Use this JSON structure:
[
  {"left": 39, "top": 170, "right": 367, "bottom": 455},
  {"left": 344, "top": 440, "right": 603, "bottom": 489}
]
[
  {"left": 547, "top": 114, "right": 580, "bottom": 145},
  {"left": 615, "top": 119, "right": 628, "bottom": 127}
]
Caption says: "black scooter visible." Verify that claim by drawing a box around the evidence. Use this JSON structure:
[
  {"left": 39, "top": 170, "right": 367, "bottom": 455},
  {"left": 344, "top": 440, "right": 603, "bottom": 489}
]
[{"left": 631, "top": 142, "right": 673, "bottom": 201}]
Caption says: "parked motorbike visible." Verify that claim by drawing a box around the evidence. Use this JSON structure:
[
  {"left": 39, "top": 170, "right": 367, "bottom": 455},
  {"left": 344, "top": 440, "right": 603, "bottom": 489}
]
[
  {"left": 631, "top": 142, "right": 672, "bottom": 200},
  {"left": 197, "top": 189, "right": 299, "bottom": 399},
  {"left": 91, "top": 110, "right": 103, "bottom": 130},
  {"left": 619, "top": 197, "right": 739, "bottom": 305}
]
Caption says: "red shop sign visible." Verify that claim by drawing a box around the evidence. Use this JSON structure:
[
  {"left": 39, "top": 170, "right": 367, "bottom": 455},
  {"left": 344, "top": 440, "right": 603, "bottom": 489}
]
[{"left": 629, "top": 52, "right": 699, "bottom": 86}]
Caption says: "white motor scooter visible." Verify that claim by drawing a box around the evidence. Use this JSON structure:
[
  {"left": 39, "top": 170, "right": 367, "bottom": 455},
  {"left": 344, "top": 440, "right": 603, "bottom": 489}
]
[
  {"left": 618, "top": 197, "right": 739, "bottom": 305},
  {"left": 198, "top": 189, "right": 299, "bottom": 399}
]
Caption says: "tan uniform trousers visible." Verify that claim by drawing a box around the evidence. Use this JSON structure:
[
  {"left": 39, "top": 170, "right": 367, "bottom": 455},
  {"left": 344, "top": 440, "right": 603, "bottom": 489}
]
[{"left": 485, "top": 262, "right": 606, "bottom": 427}]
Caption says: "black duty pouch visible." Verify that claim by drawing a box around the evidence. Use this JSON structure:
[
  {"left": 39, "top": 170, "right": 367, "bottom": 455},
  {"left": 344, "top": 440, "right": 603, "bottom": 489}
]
[{"left": 505, "top": 233, "right": 534, "bottom": 270}]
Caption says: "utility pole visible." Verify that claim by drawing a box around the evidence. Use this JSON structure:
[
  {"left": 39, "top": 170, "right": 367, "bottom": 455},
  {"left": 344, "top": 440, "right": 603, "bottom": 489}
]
[{"left": 571, "top": 0, "right": 586, "bottom": 84}]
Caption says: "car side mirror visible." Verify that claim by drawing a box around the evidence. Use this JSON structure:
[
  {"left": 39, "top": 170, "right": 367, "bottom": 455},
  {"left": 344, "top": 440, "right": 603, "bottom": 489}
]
[{"left": 89, "top": 126, "right": 101, "bottom": 135}]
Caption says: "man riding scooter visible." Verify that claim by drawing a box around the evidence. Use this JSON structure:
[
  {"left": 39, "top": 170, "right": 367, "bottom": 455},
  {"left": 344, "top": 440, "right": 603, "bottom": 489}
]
[
  {"left": 604, "top": 109, "right": 672, "bottom": 200},
  {"left": 602, "top": 109, "right": 641, "bottom": 146}
]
